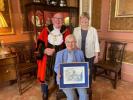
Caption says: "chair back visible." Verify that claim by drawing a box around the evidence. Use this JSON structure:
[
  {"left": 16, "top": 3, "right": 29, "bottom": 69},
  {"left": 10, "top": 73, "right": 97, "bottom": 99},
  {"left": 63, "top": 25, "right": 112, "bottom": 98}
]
[
  {"left": 104, "top": 41, "right": 126, "bottom": 65},
  {"left": 94, "top": 41, "right": 127, "bottom": 89}
]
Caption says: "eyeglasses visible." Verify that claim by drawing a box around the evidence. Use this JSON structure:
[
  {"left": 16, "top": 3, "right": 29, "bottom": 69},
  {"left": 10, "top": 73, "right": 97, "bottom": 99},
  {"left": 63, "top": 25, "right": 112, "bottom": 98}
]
[
  {"left": 66, "top": 41, "right": 76, "bottom": 44},
  {"left": 53, "top": 17, "right": 63, "bottom": 20}
]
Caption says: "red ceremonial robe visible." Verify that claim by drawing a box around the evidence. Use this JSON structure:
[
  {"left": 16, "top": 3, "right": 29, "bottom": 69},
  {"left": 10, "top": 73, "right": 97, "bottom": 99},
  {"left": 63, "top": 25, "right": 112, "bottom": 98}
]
[{"left": 37, "top": 25, "right": 70, "bottom": 82}]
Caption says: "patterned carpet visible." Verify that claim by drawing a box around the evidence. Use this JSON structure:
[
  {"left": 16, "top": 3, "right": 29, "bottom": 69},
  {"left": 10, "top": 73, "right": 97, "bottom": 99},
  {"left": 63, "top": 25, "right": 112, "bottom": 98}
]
[{"left": 0, "top": 77, "right": 133, "bottom": 100}]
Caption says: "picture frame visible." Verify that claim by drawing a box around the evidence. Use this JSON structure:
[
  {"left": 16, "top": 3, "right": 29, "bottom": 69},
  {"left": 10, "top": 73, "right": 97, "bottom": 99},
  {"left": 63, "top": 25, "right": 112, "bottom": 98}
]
[
  {"left": 108, "top": 0, "right": 133, "bottom": 32},
  {"left": 0, "top": 0, "right": 14, "bottom": 35},
  {"left": 59, "top": 62, "right": 89, "bottom": 89},
  {"left": 115, "top": 0, "right": 133, "bottom": 17}
]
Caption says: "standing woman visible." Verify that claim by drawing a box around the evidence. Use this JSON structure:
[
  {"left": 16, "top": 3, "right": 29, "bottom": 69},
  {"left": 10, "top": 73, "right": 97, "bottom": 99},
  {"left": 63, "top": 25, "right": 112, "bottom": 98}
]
[{"left": 73, "top": 12, "right": 100, "bottom": 86}]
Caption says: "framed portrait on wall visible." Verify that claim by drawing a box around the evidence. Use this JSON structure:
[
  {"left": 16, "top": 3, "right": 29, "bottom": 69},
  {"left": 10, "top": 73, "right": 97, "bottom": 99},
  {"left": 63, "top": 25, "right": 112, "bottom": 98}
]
[
  {"left": 59, "top": 62, "right": 89, "bottom": 89},
  {"left": 0, "top": 0, "right": 14, "bottom": 35},
  {"left": 28, "top": 10, "right": 44, "bottom": 29},
  {"left": 109, "top": 0, "right": 133, "bottom": 31},
  {"left": 115, "top": 0, "right": 133, "bottom": 17}
]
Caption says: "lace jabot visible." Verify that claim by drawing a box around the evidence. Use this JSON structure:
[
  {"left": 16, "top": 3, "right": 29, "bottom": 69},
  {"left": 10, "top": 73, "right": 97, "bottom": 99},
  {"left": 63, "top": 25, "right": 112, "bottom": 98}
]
[{"left": 48, "top": 29, "right": 63, "bottom": 46}]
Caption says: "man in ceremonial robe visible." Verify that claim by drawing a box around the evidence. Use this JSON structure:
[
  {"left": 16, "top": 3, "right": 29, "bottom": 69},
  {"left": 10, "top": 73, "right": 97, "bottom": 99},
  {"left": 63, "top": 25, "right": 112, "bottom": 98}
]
[{"left": 36, "top": 12, "right": 71, "bottom": 100}]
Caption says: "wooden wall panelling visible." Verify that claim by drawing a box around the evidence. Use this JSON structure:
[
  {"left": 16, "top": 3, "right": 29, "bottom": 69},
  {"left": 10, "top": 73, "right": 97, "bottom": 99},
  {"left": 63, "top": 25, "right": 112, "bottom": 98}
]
[
  {"left": 0, "top": 0, "right": 14, "bottom": 35},
  {"left": 91, "top": 0, "right": 102, "bottom": 30},
  {"left": 67, "top": 0, "right": 79, "bottom": 7}
]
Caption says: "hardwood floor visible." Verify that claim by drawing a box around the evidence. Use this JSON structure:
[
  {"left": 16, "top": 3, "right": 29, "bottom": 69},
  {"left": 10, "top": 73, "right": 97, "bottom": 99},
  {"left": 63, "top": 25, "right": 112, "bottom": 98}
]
[{"left": 0, "top": 77, "right": 133, "bottom": 100}]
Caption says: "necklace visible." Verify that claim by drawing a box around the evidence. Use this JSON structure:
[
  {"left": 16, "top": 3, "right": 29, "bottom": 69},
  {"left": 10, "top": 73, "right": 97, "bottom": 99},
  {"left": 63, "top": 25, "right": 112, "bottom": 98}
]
[{"left": 48, "top": 32, "right": 63, "bottom": 45}]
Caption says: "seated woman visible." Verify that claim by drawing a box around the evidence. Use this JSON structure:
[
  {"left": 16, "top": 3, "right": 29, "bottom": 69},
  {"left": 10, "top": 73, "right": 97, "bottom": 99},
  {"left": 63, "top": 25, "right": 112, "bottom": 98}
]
[{"left": 54, "top": 34, "right": 88, "bottom": 100}]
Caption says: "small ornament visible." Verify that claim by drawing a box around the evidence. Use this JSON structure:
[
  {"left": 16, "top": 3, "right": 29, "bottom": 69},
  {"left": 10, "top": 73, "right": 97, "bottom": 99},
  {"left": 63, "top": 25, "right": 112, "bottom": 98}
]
[
  {"left": 59, "top": 0, "right": 67, "bottom": 7},
  {"left": 33, "top": 0, "right": 41, "bottom": 2},
  {"left": 49, "top": 0, "right": 57, "bottom": 6},
  {"left": 46, "top": 0, "right": 51, "bottom": 5}
]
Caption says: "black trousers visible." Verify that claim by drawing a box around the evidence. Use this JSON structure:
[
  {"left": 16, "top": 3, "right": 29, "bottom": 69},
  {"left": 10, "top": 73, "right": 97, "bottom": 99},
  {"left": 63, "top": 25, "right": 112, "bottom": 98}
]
[
  {"left": 85, "top": 57, "right": 95, "bottom": 87},
  {"left": 41, "top": 83, "right": 48, "bottom": 100}
]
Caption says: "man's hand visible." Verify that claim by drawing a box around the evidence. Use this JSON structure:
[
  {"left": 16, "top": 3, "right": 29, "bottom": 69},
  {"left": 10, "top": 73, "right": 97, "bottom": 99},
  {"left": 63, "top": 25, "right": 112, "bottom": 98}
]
[
  {"left": 57, "top": 72, "right": 61, "bottom": 80},
  {"left": 44, "top": 48, "right": 55, "bottom": 56}
]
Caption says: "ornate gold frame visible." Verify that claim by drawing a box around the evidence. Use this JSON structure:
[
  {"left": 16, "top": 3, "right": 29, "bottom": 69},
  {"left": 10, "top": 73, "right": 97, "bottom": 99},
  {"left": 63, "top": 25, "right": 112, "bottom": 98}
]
[
  {"left": 108, "top": 0, "right": 133, "bottom": 32},
  {"left": 115, "top": 0, "right": 133, "bottom": 17},
  {"left": 0, "top": 0, "right": 14, "bottom": 35}
]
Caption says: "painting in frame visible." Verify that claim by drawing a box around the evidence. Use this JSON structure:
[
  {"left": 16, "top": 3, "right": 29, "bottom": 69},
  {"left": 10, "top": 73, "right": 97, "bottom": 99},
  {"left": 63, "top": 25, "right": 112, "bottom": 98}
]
[
  {"left": 59, "top": 62, "right": 89, "bottom": 89},
  {"left": 115, "top": 0, "right": 133, "bottom": 17},
  {"left": 108, "top": 0, "right": 133, "bottom": 32},
  {"left": 0, "top": 0, "right": 14, "bottom": 35}
]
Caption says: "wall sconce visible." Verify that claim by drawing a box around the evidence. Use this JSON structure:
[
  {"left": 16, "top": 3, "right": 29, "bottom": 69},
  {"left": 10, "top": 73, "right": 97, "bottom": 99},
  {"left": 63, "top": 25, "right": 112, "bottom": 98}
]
[
  {"left": 0, "top": 12, "right": 8, "bottom": 28},
  {"left": 64, "top": 17, "right": 69, "bottom": 26}
]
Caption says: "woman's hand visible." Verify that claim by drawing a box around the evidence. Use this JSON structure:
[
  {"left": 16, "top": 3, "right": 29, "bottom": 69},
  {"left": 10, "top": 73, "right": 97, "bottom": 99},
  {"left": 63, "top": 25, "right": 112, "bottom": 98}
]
[
  {"left": 94, "top": 56, "right": 98, "bottom": 63},
  {"left": 94, "top": 52, "right": 99, "bottom": 63}
]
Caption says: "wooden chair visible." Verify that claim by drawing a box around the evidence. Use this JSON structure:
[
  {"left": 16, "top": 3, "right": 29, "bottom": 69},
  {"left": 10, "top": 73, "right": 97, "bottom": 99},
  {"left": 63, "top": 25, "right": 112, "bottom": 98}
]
[
  {"left": 15, "top": 45, "right": 37, "bottom": 94},
  {"left": 94, "top": 41, "right": 126, "bottom": 89}
]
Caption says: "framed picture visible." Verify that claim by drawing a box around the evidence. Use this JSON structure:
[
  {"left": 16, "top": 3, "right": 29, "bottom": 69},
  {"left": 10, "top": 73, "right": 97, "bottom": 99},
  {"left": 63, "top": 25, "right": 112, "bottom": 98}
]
[
  {"left": 108, "top": 0, "right": 133, "bottom": 31},
  {"left": 115, "top": 0, "right": 133, "bottom": 17},
  {"left": 0, "top": 0, "right": 14, "bottom": 35},
  {"left": 28, "top": 10, "right": 44, "bottom": 28},
  {"left": 60, "top": 62, "right": 89, "bottom": 89}
]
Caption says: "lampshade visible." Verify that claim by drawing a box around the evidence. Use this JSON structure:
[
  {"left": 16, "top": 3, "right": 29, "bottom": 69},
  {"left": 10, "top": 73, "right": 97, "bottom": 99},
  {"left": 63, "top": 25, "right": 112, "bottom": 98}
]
[
  {"left": 0, "top": 12, "right": 8, "bottom": 28},
  {"left": 64, "top": 17, "right": 69, "bottom": 26}
]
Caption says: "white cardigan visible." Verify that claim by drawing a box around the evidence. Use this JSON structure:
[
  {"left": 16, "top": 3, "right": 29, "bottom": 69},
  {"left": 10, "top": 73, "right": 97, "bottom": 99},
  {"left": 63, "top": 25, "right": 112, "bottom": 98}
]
[{"left": 73, "top": 26, "right": 100, "bottom": 58}]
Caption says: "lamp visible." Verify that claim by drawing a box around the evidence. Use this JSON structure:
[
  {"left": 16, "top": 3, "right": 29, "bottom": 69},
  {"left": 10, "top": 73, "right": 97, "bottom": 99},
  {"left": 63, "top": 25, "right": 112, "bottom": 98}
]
[
  {"left": 0, "top": 12, "right": 8, "bottom": 28},
  {"left": 64, "top": 17, "right": 69, "bottom": 26}
]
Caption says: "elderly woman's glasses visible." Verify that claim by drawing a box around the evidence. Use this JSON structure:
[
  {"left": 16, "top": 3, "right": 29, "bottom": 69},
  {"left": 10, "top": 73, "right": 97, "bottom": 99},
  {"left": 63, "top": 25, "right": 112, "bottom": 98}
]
[{"left": 66, "top": 41, "right": 76, "bottom": 44}]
